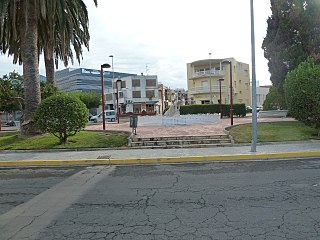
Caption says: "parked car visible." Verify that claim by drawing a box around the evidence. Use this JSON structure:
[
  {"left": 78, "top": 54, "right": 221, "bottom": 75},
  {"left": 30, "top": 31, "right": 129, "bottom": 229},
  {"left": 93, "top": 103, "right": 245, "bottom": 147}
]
[
  {"left": 257, "top": 106, "right": 263, "bottom": 112},
  {"left": 246, "top": 106, "right": 252, "bottom": 113},
  {"left": 90, "top": 110, "right": 116, "bottom": 123},
  {"left": 5, "top": 121, "right": 16, "bottom": 126}
]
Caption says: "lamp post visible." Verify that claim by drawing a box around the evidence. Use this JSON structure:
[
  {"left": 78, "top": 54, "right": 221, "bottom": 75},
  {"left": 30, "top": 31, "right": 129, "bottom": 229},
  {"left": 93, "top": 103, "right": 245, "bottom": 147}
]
[
  {"left": 116, "top": 78, "right": 122, "bottom": 124},
  {"left": 109, "top": 55, "right": 116, "bottom": 110},
  {"left": 209, "top": 53, "right": 213, "bottom": 104},
  {"left": 221, "top": 60, "right": 233, "bottom": 125},
  {"left": 101, "top": 63, "right": 111, "bottom": 130},
  {"left": 250, "top": 0, "right": 258, "bottom": 152},
  {"left": 218, "top": 78, "right": 224, "bottom": 119},
  {"left": 158, "top": 86, "right": 164, "bottom": 115}
]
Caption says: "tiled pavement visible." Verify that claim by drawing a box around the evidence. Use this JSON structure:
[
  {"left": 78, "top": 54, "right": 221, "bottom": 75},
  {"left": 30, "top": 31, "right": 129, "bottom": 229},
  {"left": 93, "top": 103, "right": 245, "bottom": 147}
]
[{"left": 85, "top": 116, "right": 296, "bottom": 138}]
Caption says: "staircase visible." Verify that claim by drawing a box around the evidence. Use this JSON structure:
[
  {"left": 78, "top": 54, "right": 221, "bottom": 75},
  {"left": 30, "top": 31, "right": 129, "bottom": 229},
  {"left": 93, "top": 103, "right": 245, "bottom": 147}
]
[{"left": 129, "top": 134, "right": 232, "bottom": 149}]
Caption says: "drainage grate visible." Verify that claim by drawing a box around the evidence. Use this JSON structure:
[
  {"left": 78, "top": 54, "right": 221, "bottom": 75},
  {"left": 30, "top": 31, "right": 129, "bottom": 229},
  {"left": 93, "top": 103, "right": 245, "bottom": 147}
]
[{"left": 97, "top": 155, "right": 111, "bottom": 159}]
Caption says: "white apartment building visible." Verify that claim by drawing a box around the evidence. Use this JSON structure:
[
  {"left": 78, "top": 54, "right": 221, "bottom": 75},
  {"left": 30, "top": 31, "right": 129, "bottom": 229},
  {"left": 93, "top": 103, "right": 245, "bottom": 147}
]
[
  {"left": 105, "top": 75, "right": 159, "bottom": 115},
  {"left": 256, "top": 85, "right": 271, "bottom": 107}
]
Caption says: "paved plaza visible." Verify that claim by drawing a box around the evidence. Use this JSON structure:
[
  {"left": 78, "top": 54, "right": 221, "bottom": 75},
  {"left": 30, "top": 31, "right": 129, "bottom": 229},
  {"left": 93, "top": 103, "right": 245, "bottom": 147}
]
[{"left": 85, "top": 116, "right": 296, "bottom": 138}]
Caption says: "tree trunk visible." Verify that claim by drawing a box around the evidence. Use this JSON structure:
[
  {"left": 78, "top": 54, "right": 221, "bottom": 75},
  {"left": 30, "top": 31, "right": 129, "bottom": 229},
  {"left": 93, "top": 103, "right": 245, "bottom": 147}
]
[
  {"left": 20, "top": 0, "right": 41, "bottom": 136},
  {"left": 44, "top": 47, "right": 56, "bottom": 86}
]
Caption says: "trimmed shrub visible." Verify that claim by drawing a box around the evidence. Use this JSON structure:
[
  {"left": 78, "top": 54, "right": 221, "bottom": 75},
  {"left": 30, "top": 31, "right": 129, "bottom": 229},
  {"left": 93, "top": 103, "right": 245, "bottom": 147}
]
[
  {"left": 35, "top": 94, "right": 88, "bottom": 144},
  {"left": 284, "top": 59, "right": 320, "bottom": 135},
  {"left": 180, "top": 104, "right": 246, "bottom": 117}
]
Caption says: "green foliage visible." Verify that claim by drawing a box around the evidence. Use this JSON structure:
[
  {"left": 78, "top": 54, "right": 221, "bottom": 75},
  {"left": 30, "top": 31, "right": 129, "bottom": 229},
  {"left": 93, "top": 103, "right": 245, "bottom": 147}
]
[
  {"left": 34, "top": 94, "right": 88, "bottom": 144},
  {"left": 0, "top": 71, "right": 24, "bottom": 112},
  {"left": 284, "top": 59, "right": 320, "bottom": 134},
  {"left": 262, "top": 0, "right": 320, "bottom": 108},
  {"left": 0, "top": 72, "right": 59, "bottom": 113},
  {"left": 70, "top": 91, "right": 101, "bottom": 109},
  {"left": 263, "top": 86, "right": 286, "bottom": 110},
  {"left": 229, "top": 121, "right": 319, "bottom": 143},
  {"left": 40, "top": 81, "right": 60, "bottom": 99},
  {"left": 180, "top": 104, "right": 246, "bottom": 117},
  {"left": 0, "top": 131, "right": 129, "bottom": 150}
]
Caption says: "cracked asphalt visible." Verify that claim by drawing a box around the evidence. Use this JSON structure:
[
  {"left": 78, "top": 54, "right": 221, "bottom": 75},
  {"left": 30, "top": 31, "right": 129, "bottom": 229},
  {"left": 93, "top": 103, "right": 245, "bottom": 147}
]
[
  {"left": 2, "top": 159, "right": 320, "bottom": 239},
  {"left": 0, "top": 167, "right": 82, "bottom": 215}
]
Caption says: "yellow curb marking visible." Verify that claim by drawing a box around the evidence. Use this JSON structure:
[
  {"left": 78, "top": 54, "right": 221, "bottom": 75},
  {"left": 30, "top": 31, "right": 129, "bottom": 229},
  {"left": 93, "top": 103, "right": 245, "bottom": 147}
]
[{"left": 0, "top": 151, "right": 320, "bottom": 167}]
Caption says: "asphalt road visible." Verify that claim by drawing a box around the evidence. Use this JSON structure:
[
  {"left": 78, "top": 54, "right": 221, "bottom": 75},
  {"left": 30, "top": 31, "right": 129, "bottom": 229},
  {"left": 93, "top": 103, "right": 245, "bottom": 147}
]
[
  {"left": 1, "top": 159, "right": 320, "bottom": 239},
  {"left": 0, "top": 167, "right": 83, "bottom": 215}
]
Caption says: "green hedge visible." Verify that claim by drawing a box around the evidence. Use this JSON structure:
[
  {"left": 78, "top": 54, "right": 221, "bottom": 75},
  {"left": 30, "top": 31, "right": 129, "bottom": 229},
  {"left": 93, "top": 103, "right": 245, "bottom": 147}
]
[{"left": 180, "top": 104, "right": 246, "bottom": 117}]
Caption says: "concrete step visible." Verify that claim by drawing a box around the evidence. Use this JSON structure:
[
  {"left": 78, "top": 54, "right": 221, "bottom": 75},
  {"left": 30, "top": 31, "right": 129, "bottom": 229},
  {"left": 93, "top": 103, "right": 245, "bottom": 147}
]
[
  {"left": 129, "top": 134, "right": 232, "bottom": 149},
  {"left": 129, "top": 143, "right": 233, "bottom": 149},
  {"left": 132, "top": 135, "right": 229, "bottom": 142},
  {"left": 131, "top": 139, "right": 231, "bottom": 147}
]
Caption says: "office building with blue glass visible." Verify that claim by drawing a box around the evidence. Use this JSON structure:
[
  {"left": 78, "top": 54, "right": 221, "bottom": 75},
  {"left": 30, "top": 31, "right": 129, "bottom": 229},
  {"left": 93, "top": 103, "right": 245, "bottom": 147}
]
[{"left": 55, "top": 68, "right": 136, "bottom": 93}]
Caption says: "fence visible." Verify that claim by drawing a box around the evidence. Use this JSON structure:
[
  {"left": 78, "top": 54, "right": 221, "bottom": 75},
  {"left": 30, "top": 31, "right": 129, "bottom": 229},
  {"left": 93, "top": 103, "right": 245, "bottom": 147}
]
[{"left": 138, "top": 114, "right": 220, "bottom": 126}]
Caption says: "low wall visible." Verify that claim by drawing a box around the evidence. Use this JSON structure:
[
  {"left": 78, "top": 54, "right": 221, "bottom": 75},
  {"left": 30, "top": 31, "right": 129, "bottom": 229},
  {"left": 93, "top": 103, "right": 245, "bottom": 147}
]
[
  {"left": 258, "top": 110, "right": 288, "bottom": 118},
  {"left": 138, "top": 114, "right": 220, "bottom": 126}
]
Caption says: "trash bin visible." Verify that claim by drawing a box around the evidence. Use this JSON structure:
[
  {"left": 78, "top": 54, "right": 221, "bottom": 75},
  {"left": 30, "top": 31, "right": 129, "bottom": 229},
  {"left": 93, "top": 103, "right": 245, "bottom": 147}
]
[{"left": 130, "top": 116, "right": 138, "bottom": 134}]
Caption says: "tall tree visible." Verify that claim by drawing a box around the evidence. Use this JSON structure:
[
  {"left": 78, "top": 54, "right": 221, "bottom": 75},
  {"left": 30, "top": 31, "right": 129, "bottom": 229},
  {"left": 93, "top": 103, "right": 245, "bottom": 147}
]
[
  {"left": 39, "top": 0, "right": 97, "bottom": 85},
  {"left": 0, "top": 0, "right": 97, "bottom": 136},
  {"left": 262, "top": 0, "right": 320, "bottom": 107}
]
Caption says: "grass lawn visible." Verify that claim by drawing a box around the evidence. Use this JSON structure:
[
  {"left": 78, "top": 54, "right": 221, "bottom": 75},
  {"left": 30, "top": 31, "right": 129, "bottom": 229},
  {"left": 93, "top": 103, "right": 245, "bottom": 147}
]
[
  {"left": 229, "top": 121, "right": 319, "bottom": 143},
  {"left": 0, "top": 130, "right": 130, "bottom": 150}
]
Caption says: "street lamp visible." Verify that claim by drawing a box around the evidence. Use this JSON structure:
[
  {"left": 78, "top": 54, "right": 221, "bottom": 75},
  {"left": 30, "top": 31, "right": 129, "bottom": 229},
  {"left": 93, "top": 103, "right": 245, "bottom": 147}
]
[
  {"left": 218, "top": 78, "right": 224, "bottom": 119},
  {"left": 101, "top": 63, "right": 111, "bottom": 130},
  {"left": 221, "top": 60, "right": 233, "bottom": 125},
  {"left": 158, "top": 86, "right": 164, "bottom": 115},
  {"left": 109, "top": 55, "right": 116, "bottom": 110},
  {"left": 250, "top": 0, "right": 258, "bottom": 152},
  {"left": 209, "top": 53, "right": 213, "bottom": 104},
  {"left": 116, "top": 78, "right": 122, "bottom": 124}
]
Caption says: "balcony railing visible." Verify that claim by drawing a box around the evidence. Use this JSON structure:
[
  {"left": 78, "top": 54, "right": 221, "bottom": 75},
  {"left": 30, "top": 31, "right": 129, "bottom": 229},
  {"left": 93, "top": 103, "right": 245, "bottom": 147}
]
[
  {"left": 189, "top": 85, "right": 227, "bottom": 94},
  {"left": 193, "top": 70, "right": 225, "bottom": 78}
]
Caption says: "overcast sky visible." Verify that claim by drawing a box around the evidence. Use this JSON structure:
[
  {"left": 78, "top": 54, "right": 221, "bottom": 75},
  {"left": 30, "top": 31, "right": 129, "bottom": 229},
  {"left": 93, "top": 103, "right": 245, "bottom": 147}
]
[{"left": 0, "top": 0, "right": 272, "bottom": 89}]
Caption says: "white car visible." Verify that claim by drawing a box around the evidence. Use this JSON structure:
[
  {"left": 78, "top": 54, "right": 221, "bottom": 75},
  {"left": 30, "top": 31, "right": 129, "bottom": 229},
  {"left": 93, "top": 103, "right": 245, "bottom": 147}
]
[{"left": 91, "top": 110, "right": 116, "bottom": 123}]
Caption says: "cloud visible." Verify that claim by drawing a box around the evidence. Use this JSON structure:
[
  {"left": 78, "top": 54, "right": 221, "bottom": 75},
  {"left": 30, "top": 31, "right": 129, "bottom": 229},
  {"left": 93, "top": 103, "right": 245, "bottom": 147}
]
[{"left": 0, "top": 0, "right": 271, "bottom": 88}]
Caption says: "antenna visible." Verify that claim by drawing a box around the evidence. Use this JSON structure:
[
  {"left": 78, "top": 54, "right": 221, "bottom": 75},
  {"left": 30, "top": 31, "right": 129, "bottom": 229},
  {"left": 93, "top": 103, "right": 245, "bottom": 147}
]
[{"left": 145, "top": 64, "right": 150, "bottom": 75}]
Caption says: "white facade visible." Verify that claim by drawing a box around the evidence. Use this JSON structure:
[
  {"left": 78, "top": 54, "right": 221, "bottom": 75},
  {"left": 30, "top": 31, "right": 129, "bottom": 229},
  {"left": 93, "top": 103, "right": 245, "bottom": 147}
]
[
  {"left": 105, "top": 75, "right": 159, "bottom": 114},
  {"left": 256, "top": 85, "right": 271, "bottom": 107}
]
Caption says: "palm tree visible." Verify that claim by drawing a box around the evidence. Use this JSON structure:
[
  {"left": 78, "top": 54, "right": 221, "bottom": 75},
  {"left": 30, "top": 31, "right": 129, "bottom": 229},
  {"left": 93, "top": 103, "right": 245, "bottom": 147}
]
[
  {"left": 0, "top": 0, "right": 97, "bottom": 136},
  {"left": 0, "top": 0, "right": 41, "bottom": 135},
  {"left": 39, "top": 0, "right": 97, "bottom": 85}
]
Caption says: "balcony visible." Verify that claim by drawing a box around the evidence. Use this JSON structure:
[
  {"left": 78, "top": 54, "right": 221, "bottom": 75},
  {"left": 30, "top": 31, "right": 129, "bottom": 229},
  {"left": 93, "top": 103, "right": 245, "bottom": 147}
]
[
  {"left": 192, "top": 70, "right": 225, "bottom": 79},
  {"left": 189, "top": 85, "right": 227, "bottom": 95}
]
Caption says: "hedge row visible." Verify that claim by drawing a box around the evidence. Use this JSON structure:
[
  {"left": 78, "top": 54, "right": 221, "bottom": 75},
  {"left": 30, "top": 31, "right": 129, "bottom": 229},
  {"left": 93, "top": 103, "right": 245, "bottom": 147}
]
[{"left": 180, "top": 104, "right": 246, "bottom": 117}]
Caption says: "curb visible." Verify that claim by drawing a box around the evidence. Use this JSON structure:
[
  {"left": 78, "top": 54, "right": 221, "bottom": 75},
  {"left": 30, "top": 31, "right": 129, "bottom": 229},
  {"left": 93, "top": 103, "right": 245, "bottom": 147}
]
[{"left": 1, "top": 151, "right": 320, "bottom": 167}]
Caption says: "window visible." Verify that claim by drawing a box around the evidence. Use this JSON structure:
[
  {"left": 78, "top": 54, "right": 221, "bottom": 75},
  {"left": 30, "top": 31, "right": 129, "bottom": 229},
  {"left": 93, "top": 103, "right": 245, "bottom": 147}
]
[
  {"left": 201, "top": 81, "right": 209, "bottom": 88},
  {"left": 146, "top": 104, "right": 154, "bottom": 112},
  {"left": 133, "top": 104, "right": 141, "bottom": 113},
  {"left": 106, "top": 94, "right": 113, "bottom": 101},
  {"left": 239, "top": 79, "right": 242, "bottom": 84},
  {"left": 201, "top": 100, "right": 210, "bottom": 104},
  {"left": 121, "top": 81, "right": 126, "bottom": 88},
  {"left": 132, "top": 79, "right": 140, "bottom": 87},
  {"left": 132, "top": 91, "right": 141, "bottom": 98},
  {"left": 146, "top": 79, "right": 156, "bottom": 87},
  {"left": 119, "top": 92, "right": 124, "bottom": 98},
  {"left": 146, "top": 90, "right": 155, "bottom": 98}
]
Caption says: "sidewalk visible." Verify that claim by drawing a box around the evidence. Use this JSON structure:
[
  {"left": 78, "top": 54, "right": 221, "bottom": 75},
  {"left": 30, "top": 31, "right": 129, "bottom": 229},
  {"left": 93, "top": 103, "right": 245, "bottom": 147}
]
[
  {"left": 0, "top": 117, "right": 319, "bottom": 166},
  {"left": 0, "top": 141, "right": 320, "bottom": 167}
]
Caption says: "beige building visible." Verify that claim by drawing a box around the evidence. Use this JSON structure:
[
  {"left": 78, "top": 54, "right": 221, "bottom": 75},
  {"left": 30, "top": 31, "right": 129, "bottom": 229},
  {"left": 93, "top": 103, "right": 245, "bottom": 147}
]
[{"left": 187, "top": 58, "right": 251, "bottom": 106}]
